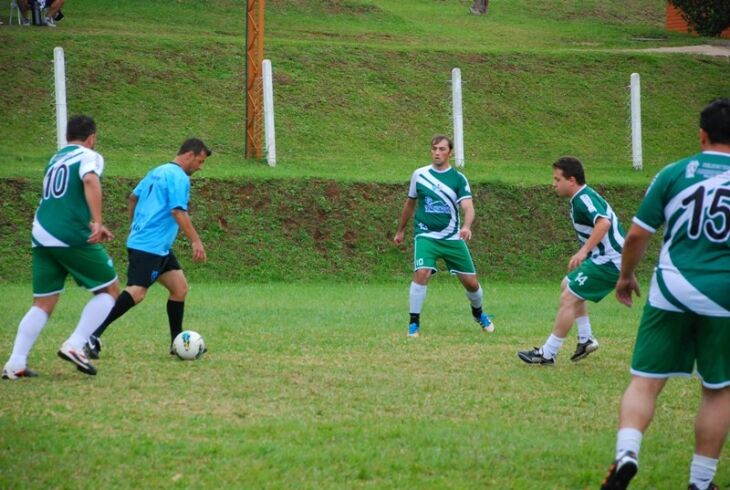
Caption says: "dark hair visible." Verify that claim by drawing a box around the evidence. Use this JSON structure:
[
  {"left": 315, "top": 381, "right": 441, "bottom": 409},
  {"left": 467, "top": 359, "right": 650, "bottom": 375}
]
[
  {"left": 552, "top": 156, "right": 586, "bottom": 185},
  {"left": 431, "top": 134, "right": 453, "bottom": 151},
  {"left": 66, "top": 115, "right": 96, "bottom": 142},
  {"left": 178, "top": 138, "right": 212, "bottom": 156},
  {"left": 700, "top": 98, "right": 730, "bottom": 145}
]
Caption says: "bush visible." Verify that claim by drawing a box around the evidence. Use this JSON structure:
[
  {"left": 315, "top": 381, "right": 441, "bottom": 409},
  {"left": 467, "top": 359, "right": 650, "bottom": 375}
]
[{"left": 670, "top": 0, "right": 730, "bottom": 37}]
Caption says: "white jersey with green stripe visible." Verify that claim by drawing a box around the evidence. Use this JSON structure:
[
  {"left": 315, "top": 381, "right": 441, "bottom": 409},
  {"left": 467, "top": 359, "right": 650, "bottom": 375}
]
[
  {"left": 31, "top": 145, "right": 104, "bottom": 247},
  {"left": 633, "top": 151, "right": 730, "bottom": 316},
  {"left": 408, "top": 164, "right": 472, "bottom": 240},
  {"left": 569, "top": 185, "right": 625, "bottom": 269}
]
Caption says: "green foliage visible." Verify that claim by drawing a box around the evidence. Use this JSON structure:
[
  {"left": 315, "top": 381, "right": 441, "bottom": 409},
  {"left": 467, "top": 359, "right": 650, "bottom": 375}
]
[
  {"left": 670, "top": 0, "right": 730, "bottom": 36},
  {"left": 2, "top": 282, "right": 726, "bottom": 488}
]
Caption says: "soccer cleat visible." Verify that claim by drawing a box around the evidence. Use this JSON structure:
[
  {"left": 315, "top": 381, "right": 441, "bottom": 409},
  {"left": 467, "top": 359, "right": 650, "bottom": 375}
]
[
  {"left": 601, "top": 451, "right": 638, "bottom": 490},
  {"left": 43, "top": 17, "right": 56, "bottom": 27},
  {"left": 407, "top": 323, "right": 420, "bottom": 338},
  {"left": 58, "top": 342, "right": 97, "bottom": 375},
  {"left": 2, "top": 366, "right": 39, "bottom": 380},
  {"left": 517, "top": 347, "right": 555, "bottom": 366},
  {"left": 688, "top": 483, "right": 719, "bottom": 490},
  {"left": 84, "top": 335, "right": 102, "bottom": 360},
  {"left": 474, "top": 312, "right": 495, "bottom": 333},
  {"left": 570, "top": 337, "right": 599, "bottom": 362},
  {"left": 21, "top": 17, "right": 31, "bottom": 26}
]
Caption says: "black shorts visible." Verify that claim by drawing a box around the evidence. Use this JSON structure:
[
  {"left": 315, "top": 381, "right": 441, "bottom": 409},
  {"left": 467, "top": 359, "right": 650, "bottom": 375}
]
[{"left": 126, "top": 248, "right": 181, "bottom": 288}]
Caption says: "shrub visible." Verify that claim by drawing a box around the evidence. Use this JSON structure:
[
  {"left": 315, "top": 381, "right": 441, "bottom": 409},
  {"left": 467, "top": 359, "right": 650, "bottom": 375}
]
[{"left": 670, "top": 0, "right": 730, "bottom": 37}]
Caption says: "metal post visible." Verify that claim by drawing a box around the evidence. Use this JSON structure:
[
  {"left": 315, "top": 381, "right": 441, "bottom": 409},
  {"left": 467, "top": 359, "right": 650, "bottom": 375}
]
[{"left": 245, "top": 0, "right": 265, "bottom": 159}]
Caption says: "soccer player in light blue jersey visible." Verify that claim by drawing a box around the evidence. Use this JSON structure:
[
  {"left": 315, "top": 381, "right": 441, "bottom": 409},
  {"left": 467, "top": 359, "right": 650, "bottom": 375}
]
[
  {"left": 601, "top": 99, "right": 730, "bottom": 490},
  {"left": 86, "top": 138, "right": 210, "bottom": 358},
  {"left": 393, "top": 135, "right": 493, "bottom": 338}
]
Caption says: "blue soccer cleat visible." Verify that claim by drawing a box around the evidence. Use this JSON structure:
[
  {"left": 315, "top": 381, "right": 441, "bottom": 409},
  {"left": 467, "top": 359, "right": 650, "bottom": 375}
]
[
  {"left": 407, "top": 322, "right": 420, "bottom": 338},
  {"left": 474, "top": 312, "right": 495, "bottom": 333}
]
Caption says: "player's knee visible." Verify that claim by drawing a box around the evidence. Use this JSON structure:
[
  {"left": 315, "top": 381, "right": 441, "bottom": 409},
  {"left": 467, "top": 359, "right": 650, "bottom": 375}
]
[
  {"left": 127, "top": 287, "right": 147, "bottom": 304},
  {"left": 560, "top": 288, "right": 579, "bottom": 306},
  {"left": 170, "top": 281, "right": 188, "bottom": 300},
  {"left": 102, "top": 281, "right": 121, "bottom": 299}
]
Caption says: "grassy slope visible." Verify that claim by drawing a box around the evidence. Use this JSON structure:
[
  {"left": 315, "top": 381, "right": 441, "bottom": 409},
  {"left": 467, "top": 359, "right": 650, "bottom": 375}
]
[
  {"left": 0, "top": 0, "right": 727, "bottom": 184},
  {"left": 0, "top": 178, "right": 659, "bottom": 283}
]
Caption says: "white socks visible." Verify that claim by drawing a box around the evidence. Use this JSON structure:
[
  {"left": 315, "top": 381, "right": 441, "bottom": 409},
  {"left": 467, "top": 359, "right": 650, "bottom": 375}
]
[
  {"left": 66, "top": 293, "right": 116, "bottom": 350},
  {"left": 541, "top": 334, "right": 564, "bottom": 359},
  {"left": 7, "top": 306, "right": 49, "bottom": 369},
  {"left": 409, "top": 282, "right": 428, "bottom": 314},
  {"left": 616, "top": 427, "right": 643, "bottom": 459},
  {"left": 465, "top": 286, "right": 483, "bottom": 309},
  {"left": 689, "top": 454, "right": 718, "bottom": 490},
  {"left": 576, "top": 316, "right": 592, "bottom": 343}
]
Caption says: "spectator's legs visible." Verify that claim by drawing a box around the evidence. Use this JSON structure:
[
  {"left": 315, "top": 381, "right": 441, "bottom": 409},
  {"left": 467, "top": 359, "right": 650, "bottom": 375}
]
[{"left": 17, "top": 0, "right": 29, "bottom": 18}]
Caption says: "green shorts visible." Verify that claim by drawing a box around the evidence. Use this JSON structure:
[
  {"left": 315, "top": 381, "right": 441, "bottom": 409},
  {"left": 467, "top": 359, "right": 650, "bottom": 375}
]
[
  {"left": 631, "top": 304, "right": 730, "bottom": 389},
  {"left": 565, "top": 259, "right": 619, "bottom": 303},
  {"left": 32, "top": 245, "right": 118, "bottom": 297},
  {"left": 414, "top": 236, "right": 476, "bottom": 275}
]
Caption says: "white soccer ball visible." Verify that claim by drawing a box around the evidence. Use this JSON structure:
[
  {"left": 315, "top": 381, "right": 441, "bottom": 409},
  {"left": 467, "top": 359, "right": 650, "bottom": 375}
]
[{"left": 172, "top": 331, "right": 206, "bottom": 360}]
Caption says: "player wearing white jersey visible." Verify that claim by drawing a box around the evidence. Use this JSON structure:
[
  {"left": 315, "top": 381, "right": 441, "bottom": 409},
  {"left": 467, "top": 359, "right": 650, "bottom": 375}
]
[
  {"left": 2, "top": 115, "right": 120, "bottom": 379},
  {"left": 518, "top": 157, "right": 625, "bottom": 365},
  {"left": 601, "top": 98, "right": 730, "bottom": 490},
  {"left": 393, "top": 135, "right": 493, "bottom": 338}
]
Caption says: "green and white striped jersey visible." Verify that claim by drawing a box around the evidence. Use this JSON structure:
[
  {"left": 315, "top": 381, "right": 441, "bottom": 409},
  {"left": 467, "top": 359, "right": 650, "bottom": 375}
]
[
  {"left": 570, "top": 185, "right": 625, "bottom": 269},
  {"left": 408, "top": 165, "right": 472, "bottom": 240},
  {"left": 32, "top": 145, "right": 105, "bottom": 247},
  {"left": 634, "top": 151, "right": 730, "bottom": 316}
]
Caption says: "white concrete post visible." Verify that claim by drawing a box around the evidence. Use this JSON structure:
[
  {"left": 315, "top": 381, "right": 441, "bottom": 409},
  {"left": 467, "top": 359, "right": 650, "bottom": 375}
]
[
  {"left": 630, "top": 73, "right": 642, "bottom": 171},
  {"left": 262, "top": 59, "right": 276, "bottom": 166},
  {"left": 54, "top": 47, "right": 68, "bottom": 149},
  {"left": 452, "top": 68, "right": 465, "bottom": 168}
]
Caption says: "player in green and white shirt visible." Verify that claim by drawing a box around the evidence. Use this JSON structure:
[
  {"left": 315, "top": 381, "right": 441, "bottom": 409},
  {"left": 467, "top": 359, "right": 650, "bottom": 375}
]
[
  {"left": 518, "top": 156, "right": 625, "bottom": 365},
  {"left": 2, "top": 115, "right": 120, "bottom": 380},
  {"left": 393, "top": 135, "right": 493, "bottom": 338},
  {"left": 602, "top": 98, "right": 730, "bottom": 490}
]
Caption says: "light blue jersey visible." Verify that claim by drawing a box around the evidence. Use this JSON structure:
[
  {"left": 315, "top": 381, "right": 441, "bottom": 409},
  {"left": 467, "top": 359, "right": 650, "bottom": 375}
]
[{"left": 127, "top": 163, "right": 190, "bottom": 256}]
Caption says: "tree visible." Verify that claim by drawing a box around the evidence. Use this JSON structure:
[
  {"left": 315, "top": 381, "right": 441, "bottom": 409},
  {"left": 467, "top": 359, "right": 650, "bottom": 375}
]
[{"left": 670, "top": 0, "right": 730, "bottom": 37}]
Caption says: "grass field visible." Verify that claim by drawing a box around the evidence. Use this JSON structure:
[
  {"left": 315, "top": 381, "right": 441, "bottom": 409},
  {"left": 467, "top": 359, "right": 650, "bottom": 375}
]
[
  {"left": 1, "top": 1, "right": 729, "bottom": 488},
  {"left": 1, "top": 280, "right": 727, "bottom": 489},
  {"left": 1, "top": 0, "right": 727, "bottom": 184}
]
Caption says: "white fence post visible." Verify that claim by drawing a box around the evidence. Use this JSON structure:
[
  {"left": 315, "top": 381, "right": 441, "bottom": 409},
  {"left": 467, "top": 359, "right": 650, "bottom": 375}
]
[
  {"left": 451, "top": 68, "right": 464, "bottom": 168},
  {"left": 54, "top": 47, "right": 68, "bottom": 149},
  {"left": 630, "top": 72, "right": 642, "bottom": 171},
  {"left": 262, "top": 59, "right": 276, "bottom": 167}
]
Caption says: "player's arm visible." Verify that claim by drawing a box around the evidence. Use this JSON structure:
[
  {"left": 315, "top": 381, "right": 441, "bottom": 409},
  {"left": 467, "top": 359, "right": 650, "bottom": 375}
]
[
  {"left": 393, "top": 198, "right": 416, "bottom": 245},
  {"left": 127, "top": 193, "right": 138, "bottom": 221},
  {"left": 459, "top": 198, "right": 475, "bottom": 241},
  {"left": 615, "top": 224, "right": 652, "bottom": 307},
  {"left": 171, "top": 208, "right": 206, "bottom": 263},
  {"left": 568, "top": 217, "right": 610, "bottom": 270},
  {"left": 82, "top": 172, "right": 113, "bottom": 243}
]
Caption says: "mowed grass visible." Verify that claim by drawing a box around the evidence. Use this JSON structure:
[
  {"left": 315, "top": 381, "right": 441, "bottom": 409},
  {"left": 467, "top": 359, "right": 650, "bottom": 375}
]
[
  {"left": 1, "top": 280, "right": 726, "bottom": 489},
  {"left": 1, "top": 0, "right": 727, "bottom": 185}
]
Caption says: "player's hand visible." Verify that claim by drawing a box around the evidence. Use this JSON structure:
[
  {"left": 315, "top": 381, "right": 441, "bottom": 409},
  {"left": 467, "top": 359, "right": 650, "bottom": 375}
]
[
  {"left": 88, "top": 222, "right": 114, "bottom": 243},
  {"left": 459, "top": 227, "right": 472, "bottom": 241},
  {"left": 192, "top": 240, "right": 207, "bottom": 263},
  {"left": 568, "top": 250, "right": 587, "bottom": 270},
  {"left": 393, "top": 230, "right": 405, "bottom": 245},
  {"left": 615, "top": 274, "right": 640, "bottom": 307}
]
